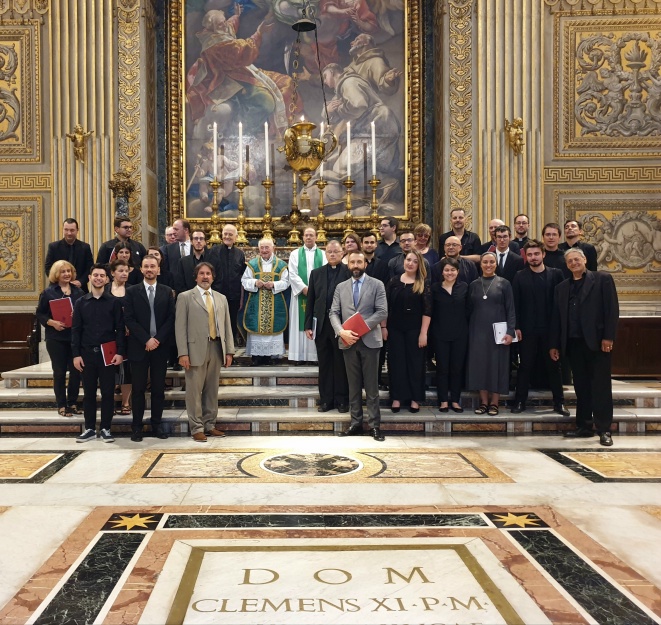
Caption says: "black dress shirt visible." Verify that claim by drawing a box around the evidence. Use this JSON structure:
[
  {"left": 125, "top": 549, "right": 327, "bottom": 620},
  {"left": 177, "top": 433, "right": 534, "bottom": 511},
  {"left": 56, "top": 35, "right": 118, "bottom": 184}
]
[
  {"left": 559, "top": 241, "right": 598, "bottom": 276},
  {"left": 430, "top": 281, "right": 469, "bottom": 341},
  {"left": 208, "top": 244, "right": 246, "bottom": 301},
  {"left": 439, "top": 230, "right": 482, "bottom": 256},
  {"left": 71, "top": 291, "right": 126, "bottom": 357},
  {"left": 543, "top": 249, "right": 565, "bottom": 271},
  {"left": 325, "top": 264, "right": 343, "bottom": 310},
  {"left": 568, "top": 275, "right": 586, "bottom": 339},
  {"left": 44, "top": 239, "right": 94, "bottom": 290},
  {"left": 365, "top": 256, "right": 390, "bottom": 284},
  {"left": 374, "top": 239, "right": 402, "bottom": 264}
]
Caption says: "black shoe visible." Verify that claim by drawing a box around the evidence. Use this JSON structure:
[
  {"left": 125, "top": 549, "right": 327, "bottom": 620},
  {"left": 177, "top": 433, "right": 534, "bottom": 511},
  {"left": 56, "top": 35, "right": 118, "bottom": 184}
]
[
  {"left": 553, "top": 403, "right": 571, "bottom": 417},
  {"left": 371, "top": 427, "right": 385, "bottom": 442},
  {"left": 130, "top": 430, "right": 143, "bottom": 442},
  {"left": 511, "top": 402, "right": 526, "bottom": 414},
  {"left": 390, "top": 405, "right": 401, "bottom": 413},
  {"left": 564, "top": 428, "right": 594, "bottom": 438},
  {"left": 439, "top": 406, "right": 449, "bottom": 413},
  {"left": 378, "top": 384, "right": 389, "bottom": 391},
  {"left": 451, "top": 404, "right": 464, "bottom": 413},
  {"left": 599, "top": 432, "right": 613, "bottom": 447},
  {"left": 336, "top": 404, "right": 349, "bottom": 413},
  {"left": 172, "top": 363, "right": 182, "bottom": 371},
  {"left": 251, "top": 357, "right": 260, "bottom": 367},
  {"left": 153, "top": 425, "right": 168, "bottom": 439},
  {"left": 339, "top": 424, "right": 363, "bottom": 437},
  {"left": 409, "top": 405, "right": 420, "bottom": 414},
  {"left": 317, "top": 403, "right": 334, "bottom": 413}
]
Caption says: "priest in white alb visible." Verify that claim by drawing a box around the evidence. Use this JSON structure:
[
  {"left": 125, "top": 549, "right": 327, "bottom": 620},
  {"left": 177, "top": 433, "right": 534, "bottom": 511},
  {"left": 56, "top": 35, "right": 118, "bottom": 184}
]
[{"left": 288, "top": 227, "right": 327, "bottom": 363}]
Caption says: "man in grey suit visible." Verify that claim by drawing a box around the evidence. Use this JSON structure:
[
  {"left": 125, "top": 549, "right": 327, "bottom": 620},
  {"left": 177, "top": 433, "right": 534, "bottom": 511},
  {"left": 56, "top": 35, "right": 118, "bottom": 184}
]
[
  {"left": 175, "top": 262, "right": 235, "bottom": 442},
  {"left": 330, "top": 251, "right": 388, "bottom": 441}
]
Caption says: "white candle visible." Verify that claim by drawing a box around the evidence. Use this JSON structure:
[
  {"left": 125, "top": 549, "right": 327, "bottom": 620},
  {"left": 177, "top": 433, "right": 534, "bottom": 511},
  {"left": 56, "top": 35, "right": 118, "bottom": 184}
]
[
  {"left": 371, "top": 120, "right": 376, "bottom": 177},
  {"left": 213, "top": 122, "right": 218, "bottom": 178},
  {"left": 238, "top": 122, "right": 243, "bottom": 180},
  {"left": 264, "top": 121, "right": 269, "bottom": 177},
  {"left": 346, "top": 121, "right": 351, "bottom": 177},
  {"left": 320, "top": 122, "right": 324, "bottom": 179}
]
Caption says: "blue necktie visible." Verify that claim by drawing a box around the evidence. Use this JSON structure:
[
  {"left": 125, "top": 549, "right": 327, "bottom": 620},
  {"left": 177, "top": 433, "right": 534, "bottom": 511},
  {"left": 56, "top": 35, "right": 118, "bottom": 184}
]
[{"left": 353, "top": 280, "right": 360, "bottom": 308}]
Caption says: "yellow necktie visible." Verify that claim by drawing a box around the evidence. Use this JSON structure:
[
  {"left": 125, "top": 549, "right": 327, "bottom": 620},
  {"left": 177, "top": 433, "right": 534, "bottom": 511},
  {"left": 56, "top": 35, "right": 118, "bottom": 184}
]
[{"left": 204, "top": 290, "right": 217, "bottom": 339}]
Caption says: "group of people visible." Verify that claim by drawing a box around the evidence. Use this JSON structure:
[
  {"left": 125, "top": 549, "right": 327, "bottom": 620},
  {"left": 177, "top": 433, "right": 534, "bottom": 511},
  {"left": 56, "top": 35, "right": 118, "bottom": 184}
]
[{"left": 38, "top": 209, "right": 619, "bottom": 446}]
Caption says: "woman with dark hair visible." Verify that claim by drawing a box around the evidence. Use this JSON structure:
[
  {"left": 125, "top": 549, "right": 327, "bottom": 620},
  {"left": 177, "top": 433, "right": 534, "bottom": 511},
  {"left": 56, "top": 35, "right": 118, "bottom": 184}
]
[
  {"left": 341, "top": 232, "right": 362, "bottom": 265},
  {"left": 466, "top": 251, "right": 516, "bottom": 416},
  {"left": 431, "top": 257, "right": 469, "bottom": 412},
  {"left": 384, "top": 249, "right": 432, "bottom": 413},
  {"left": 36, "top": 260, "right": 85, "bottom": 416},
  {"left": 112, "top": 241, "right": 142, "bottom": 285},
  {"left": 413, "top": 223, "right": 439, "bottom": 266},
  {"left": 107, "top": 258, "right": 133, "bottom": 415},
  {"left": 147, "top": 246, "right": 175, "bottom": 288}
]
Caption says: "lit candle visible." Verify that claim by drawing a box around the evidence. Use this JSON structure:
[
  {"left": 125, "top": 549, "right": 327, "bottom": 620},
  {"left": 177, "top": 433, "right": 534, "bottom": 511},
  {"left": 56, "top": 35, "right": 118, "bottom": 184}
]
[
  {"left": 238, "top": 122, "right": 243, "bottom": 180},
  {"left": 213, "top": 122, "right": 218, "bottom": 178},
  {"left": 346, "top": 121, "right": 351, "bottom": 177},
  {"left": 371, "top": 120, "right": 376, "bottom": 177},
  {"left": 320, "top": 122, "right": 324, "bottom": 179},
  {"left": 264, "top": 121, "right": 269, "bottom": 177}
]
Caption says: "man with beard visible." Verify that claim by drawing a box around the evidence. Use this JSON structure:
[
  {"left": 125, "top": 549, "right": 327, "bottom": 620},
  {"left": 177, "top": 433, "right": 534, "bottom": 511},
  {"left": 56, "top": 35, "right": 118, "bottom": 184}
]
[
  {"left": 346, "top": 33, "right": 402, "bottom": 96},
  {"left": 511, "top": 240, "right": 567, "bottom": 416},
  {"left": 45, "top": 218, "right": 94, "bottom": 291},
  {"left": 175, "top": 230, "right": 221, "bottom": 294},
  {"left": 438, "top": 208, "right": 482, "bottom": 262},
  {"left": 559, "top": 219, "right": 598, "bottom": 278},
  {"left": 330, "top": 251, "right": 388, "bottom": 441},
  {"left": 512, "top": 214, "right": 530, "bottom": 251}
]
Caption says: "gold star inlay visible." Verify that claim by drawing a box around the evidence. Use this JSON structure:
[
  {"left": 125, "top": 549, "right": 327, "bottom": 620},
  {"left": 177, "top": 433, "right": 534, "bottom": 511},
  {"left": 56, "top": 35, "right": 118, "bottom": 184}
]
[
  {"left": 110, "top": 514, "right": 158, "bottom": 531},
  {"left": 492, "top": 513, "right": 541, "bottom": 528}
]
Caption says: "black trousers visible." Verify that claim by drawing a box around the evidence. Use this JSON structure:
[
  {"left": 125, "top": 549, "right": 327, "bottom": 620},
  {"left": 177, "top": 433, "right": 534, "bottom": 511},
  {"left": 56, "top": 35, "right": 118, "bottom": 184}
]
[
  {"left": 80, "top": 347, "right": 116, "bottom": 430},
  {"left": 388, "top": 327, "right": 426, "bottom": 404},
  {"left": 515, "top": 331, "right": 564, "bottom": 404},
  {"left": 131, "top": 346, "right": 169, "bottom": 430},
  {"left": 434, "top": 335, "right": 468, "bottom": 404},
  {"left": 315, "top": 319, "right": 349, "bottom": 407},
  {"left": 567, "top": 338, "right": 613, "bottom": 432},
  {"left": 228, "top": 298, "right": 241, "bottom": 342},
  {"left": 342, "top": 341, "right": 381, "bottom": 428},
  {"left": 46, "top": 339, "right": 80, "bottom": 408}
]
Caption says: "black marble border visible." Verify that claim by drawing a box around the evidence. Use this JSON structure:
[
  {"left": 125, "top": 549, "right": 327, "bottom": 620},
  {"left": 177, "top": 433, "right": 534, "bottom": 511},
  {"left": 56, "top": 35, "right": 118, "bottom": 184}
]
[
  {"left": 541, "top": 448, "right": 661, "bottom": 483},
  {"left": 508, "top": 529, "right": 660, "bottom": 625},
  {"left": 0, "top": 450, "right": 82, "bottom": 484}
]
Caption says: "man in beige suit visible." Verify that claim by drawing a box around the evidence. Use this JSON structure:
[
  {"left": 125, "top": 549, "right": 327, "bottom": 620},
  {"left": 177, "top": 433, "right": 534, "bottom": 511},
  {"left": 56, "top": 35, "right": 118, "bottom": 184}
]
[{"left": 175, "top": 262, "right": 234, "bottom": 442}]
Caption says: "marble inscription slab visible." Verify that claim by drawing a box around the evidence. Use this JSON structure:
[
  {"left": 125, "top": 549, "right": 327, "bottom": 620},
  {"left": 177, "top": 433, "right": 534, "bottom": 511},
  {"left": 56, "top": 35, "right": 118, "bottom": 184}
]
[
  {"left": 121, "top": 449, "right": 511, "bottom": 484},
  {"left": 541, "top": 449, "right": 661, "bottom": 482}
]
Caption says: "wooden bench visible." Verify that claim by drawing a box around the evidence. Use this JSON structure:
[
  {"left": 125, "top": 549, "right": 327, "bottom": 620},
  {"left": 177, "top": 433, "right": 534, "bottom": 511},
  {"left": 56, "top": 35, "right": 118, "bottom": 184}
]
[{"left": 0, "top": 313, "right": 40, "bottom": 374}]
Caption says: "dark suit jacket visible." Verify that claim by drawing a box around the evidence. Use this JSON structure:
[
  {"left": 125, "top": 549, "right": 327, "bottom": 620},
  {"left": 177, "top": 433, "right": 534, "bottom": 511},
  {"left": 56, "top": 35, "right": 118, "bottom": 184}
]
[
  {"left": 162, "top": 240, "right": 191, "bottom": 273},
  {"left": 558, "top": 241, "right": 598, "bottom": 278},
  {"left": 44, "top": 239, "right": 94, "bottom": 290},
  {"left": 365, "top": 256, "right": 389, "bottom": 285},
  {"left": 96, "top": 237, "right": 147, "bottom": 267},
  {"left": 304, "top": 263, "right": 351, "bottom": 335},
  {"left": 207, "top": 244, "right": 246, "bottom": 301},
  {"left": 174, "top": 253, "right": 222, "bottom": 294},
  {"left": 123, "top": 282, "right": 176, "bottom": 362},
  {"left": 479, "top": 240, "right": 520, "bottom": 255},
  {"left": 512, "top": 266, "right": 564, "bottom": 333},
  {"left": 494, "top": 250, "right": 524, "bottom": 283},
  {"left": 550, "top": 270, "right": 619, "bottom": 354}
]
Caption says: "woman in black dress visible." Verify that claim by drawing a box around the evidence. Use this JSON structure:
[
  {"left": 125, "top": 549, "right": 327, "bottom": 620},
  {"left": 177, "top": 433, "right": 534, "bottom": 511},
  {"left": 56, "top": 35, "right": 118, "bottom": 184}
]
[
  {"left": 107, "top": 259, "right": 132, "bottom": 415},
  {"left": 36, "top": 260, "right": 85, "bottom": 416},
  {"left": 431, "top": 257, "right": 469, "bottom": 412},
  {"left": 384, "top": 249, "right": 432, "bottom": 412},
  {"left": 112, "top": 241, "right": 142, "bottom": 285}
]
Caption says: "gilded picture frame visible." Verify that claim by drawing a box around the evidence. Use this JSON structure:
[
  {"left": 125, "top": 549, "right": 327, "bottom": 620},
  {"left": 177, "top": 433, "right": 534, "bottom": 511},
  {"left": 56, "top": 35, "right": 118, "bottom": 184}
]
[{"left": 166, "top": 0, "right": 423, "bottom": 236}]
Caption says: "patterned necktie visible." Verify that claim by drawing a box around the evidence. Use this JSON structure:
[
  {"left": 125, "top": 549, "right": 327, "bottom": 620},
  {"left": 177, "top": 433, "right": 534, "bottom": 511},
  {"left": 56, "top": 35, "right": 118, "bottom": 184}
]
[
  {"left": 353, "top": 280, "right": 360, "bottom": 308},
  {"left": 180, "top": 242, "right": 187, "bottom": 257},
  {"left": 148, "top": 285, "right": 156, "bottom": 337},
  {"left": 204, "top": 290, "right": 217, "bottom": 339},
  {"left": 498, "top": 253, "right": 505, "bottom": 271}
]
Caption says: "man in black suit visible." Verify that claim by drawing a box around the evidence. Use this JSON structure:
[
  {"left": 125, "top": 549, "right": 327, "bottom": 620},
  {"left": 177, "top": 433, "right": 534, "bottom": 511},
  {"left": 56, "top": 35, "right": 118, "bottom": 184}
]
[
  {"left": 387, "top": 231, "right": 430, "bottom": 279},
  {"left": 493, "top": 226, "right": 524, "bottom": 282},
  {"left": 123, "top": 255, "right": 176, "bottom": 441},
  {"left": 162, "top": 219, "right": 192, "bottom": 272},
  {"left": 479, "top": 219, "right": 519, "bottom": 255},
  {"left": 550, "top": 248, "right": 619, "bottom": 446},
  {"left": 96, "top": 216, "right": 147, "bottom": 267},
  {"left": 305, "top": 240, "right": 351, "bottom": 413},
  {"left": 174, "top": 230, "right": 221, "bottom": 294},
  {"left": 361, "top": 232, "right": 389, "bottom": 284},
  {"left": 45, "top": 218, "right": 94, "bottom": 291},
  {"left": 512, "top": 213, "right": 530, "bottom": 250},
  {"left": 559, "top": 219, "right": 598, "bottom": 278},
  {"left": 511, "top": 239, "right": 567, "bottom": 415},
  {"left": 207, "top": 224, "right": 246, "bottom": 345}
]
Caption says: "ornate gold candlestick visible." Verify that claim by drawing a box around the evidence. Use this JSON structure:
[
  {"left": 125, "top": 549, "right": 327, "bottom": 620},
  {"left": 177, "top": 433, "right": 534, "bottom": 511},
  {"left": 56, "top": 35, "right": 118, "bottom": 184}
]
[
  {"left": 368, "top": 175, "right": 381, "bottom": 238},
  {"left": 342, "top": 177, "right": 356, "bottom": 236},
  {"left": 207, "top": 177, "right": 222, "bottom": 245},
  {"left": 235, "top": 177, "right": 249, "bottom": 246},
  {"left": 284, "top": 170, "right": 302, "bottom": 246},
  {"left": 315, "top": 178, "right": 328, "bottom": 244},
  {"left": 261, "top": 177, "right": 274, "bottom": 240}
]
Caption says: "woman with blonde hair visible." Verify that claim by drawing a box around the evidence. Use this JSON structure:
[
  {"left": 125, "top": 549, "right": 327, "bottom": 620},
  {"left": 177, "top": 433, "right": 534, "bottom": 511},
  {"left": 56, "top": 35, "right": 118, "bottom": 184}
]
[
  {"left": 413, "top": 223, "right": 439, "bottom": 266},
  {"left": 383, "top": 248, "right": 432, "bottom": 412},
  {"left": 36, "top": 260, "right": 85, "bottom": 416}
]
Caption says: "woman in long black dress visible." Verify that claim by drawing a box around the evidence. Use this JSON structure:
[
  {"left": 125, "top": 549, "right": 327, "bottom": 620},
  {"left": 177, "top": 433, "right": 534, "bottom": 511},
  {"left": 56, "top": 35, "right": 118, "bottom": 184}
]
[
  {"left": 36, "top": 260, "right": 85, "bottom": 416},
  {"left": 431, "top": 257, "right": 468, "bottom": 412},
  {"left": 384, "top": 249, "right": 432, "bottom": 412},
  {"left": 466, "top": 252, "right": 516, "bottom": 415}
]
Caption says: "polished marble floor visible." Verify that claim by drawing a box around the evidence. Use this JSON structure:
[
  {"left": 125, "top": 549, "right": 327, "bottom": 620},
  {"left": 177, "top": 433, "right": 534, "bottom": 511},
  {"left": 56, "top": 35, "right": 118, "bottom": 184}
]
[{"left": 1, "top": 432, "right": 661, "bottom": 624}]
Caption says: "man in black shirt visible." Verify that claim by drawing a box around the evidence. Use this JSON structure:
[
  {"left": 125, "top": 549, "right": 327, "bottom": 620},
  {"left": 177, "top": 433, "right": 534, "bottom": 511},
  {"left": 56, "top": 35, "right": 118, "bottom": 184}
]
[
  {"left": 512, "top": 214, "right": 530, "bottom": 250},
  {"left": 374, "top": 217, "right": 401, "bottom": 264},
  {"left": 541, "top": 222, "right": 565, "bottom": 271},
  {"left": 175, "top": 230, "right": 221, "bottom": 294},
  {"left": 44, "top": 218, "right": 94, "bottom": 291},
  {"left": 550, "top": 248, "right": 619, "bottom": 446},
  {"left": 438, "top": 208, "right": 482, "bottom": 262},
  {"left": 362, "top": 232, "right": 389, "bottom": 284},
  {"left": 430, "top": 236, "right": 478, "bottom": 285},
  {"left": 511, "top": 240, "right": 567, "bottom": 415},
  {"left": 72, "top": 263, "right": 126, "bottom": 443},
  {"left": 96, "top": 217, "right": 147, "bottom": 267},
  {"left": 559, "top": 219, "right": 598, "bottom": 276},
  {"left": 387, "top": 231, "right": 430, "bottom": 278}
]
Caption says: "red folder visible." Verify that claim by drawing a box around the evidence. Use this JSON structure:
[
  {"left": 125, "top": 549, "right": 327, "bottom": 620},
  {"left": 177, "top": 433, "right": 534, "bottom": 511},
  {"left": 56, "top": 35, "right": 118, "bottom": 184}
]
[
  {"left": 340, "top": 312, "right": 371, "bottom": 345},
  {"left": 49, "top": 297, "right": 73, "bottom": 328},
  {"left": 101, "top": 341, "right": 118, "bottom": 366}
]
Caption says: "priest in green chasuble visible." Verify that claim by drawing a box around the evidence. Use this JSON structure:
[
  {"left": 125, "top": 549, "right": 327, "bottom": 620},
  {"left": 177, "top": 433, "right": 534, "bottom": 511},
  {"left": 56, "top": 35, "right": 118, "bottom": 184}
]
[
  {"left": 288, "top": 227, "right": 327, "bottom": 363},
  {"left": 241, "top": 239, "right": 290, "bottom": 365}
]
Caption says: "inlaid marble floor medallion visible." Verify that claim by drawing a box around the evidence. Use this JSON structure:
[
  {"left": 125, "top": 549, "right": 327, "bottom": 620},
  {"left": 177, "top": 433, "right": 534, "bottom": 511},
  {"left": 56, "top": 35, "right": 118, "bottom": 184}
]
[
  {"left": 541, "top": 449, "right": 661, "bottom": 482},
  {"left": 120, "top": 448, "right": 511, "bottom": 483},
  {"left": 0, "top": 451, "right": 81, "bottom": 483},
  {"left": 2, "top": 506, "right": 660, "bottom": 625}
]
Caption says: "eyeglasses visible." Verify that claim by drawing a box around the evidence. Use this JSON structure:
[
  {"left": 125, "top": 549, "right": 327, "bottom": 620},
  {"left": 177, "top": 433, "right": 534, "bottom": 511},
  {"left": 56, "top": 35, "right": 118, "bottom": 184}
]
[
  {"left": 120, "top": 225, "right": 133, "bottom": 230},
  {"left": 192, "top": 236, "right": 206, "bottom": 241},
  {"left": 515, "top": 221, "right": 529, "bottom": 225},
  {"left": 495, "top": 235, "right": 510, "bottom": 240},
  {"left": 445, "top": 243, "right": 460, "bottom": 247},
  {"left": 400, "top": 238, "right": 414, "bottom": 243}
]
